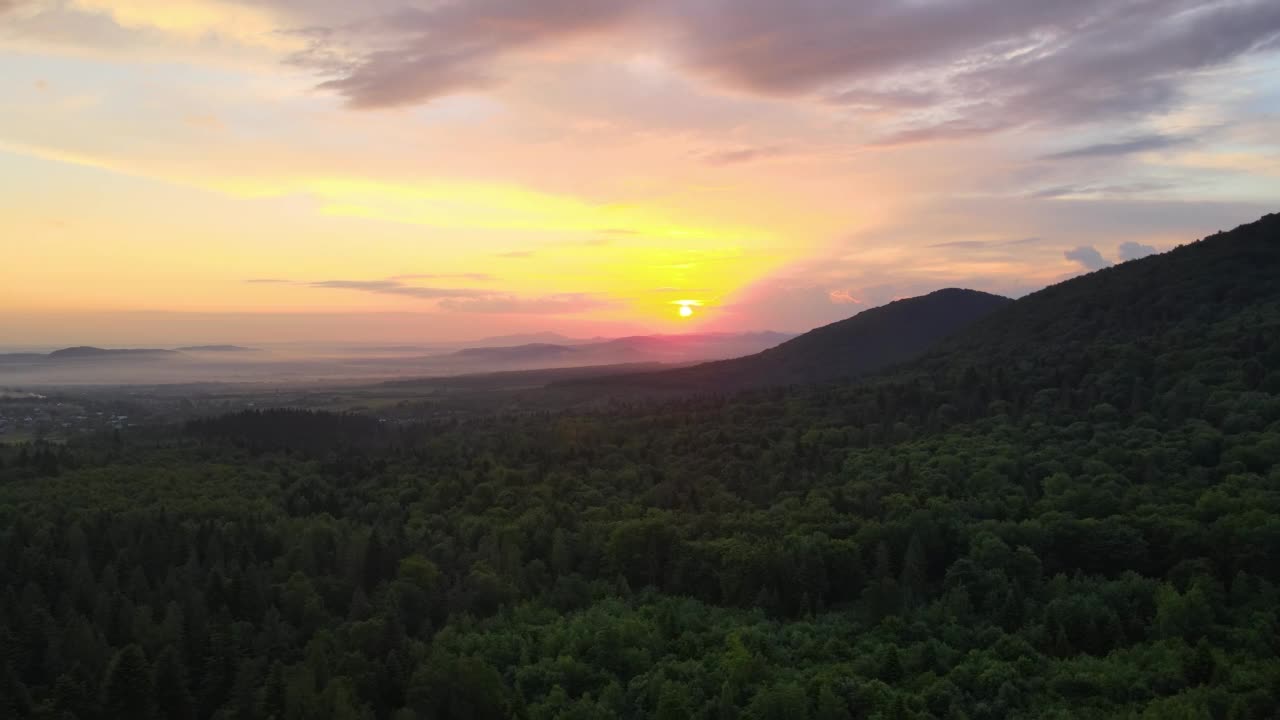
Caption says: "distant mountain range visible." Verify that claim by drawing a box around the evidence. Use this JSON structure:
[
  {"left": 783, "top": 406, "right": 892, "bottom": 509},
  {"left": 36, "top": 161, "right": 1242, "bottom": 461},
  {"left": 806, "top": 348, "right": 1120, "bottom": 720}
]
[
  {"left": 437, "top": 332, "right": 797, "bottom": 371},
  {"left": 0, "top": 332, "right": 796, "bottom": 384},
  {"left": 0, "top": 345, "right": 257, "bottom": 364},
  {"left": 0, "top": 346, "right": 179, "bottom": 364},
  {"left": 465, "top": 331, "right": 594, "bottom": 348},
  {"left": 176, "top": 345, "right": 258, "bottom": 353},
  {"left": 562, "top": 289, "right": 1010, "bottom": 392},
  {"left": 451, "top": 343, "right": 580, "bottom": 363}
]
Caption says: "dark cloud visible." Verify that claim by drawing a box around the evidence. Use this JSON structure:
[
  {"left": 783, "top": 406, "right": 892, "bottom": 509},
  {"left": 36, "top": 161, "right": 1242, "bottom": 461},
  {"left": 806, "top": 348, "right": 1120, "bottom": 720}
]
[
  {"left": 673, "top": 0, "right": 1100, "bottom": 96},
  {"left": 701, "top": 0, "right": 1280, "bottom": 141},
  {"left": 826, "top": 86, "right": 940, "bottom": 109},
  {"left": 439, "top": 293, "right": 617, "bottom": 314},
  {"left": 1118, "top": 241, "right": 1159, "bottom": 262},
  {"left": 304, "top": 0, "right": 642, "bottom": 108},
  {"left": 316, "top": 46, "right": 497, "bottom": 109},
  {"left": 14, "top": 0, "right": 1280, "bottom": 133},
  {"left": 294, "top": 0, "right": 1280, "bottom": 138},
  {"left": 678, "top": 0, "right": 1278, "bottom": 141},
  {"left": 1042, "top": 134, "right": 1192, "bottom": 160},
  {"left": 1064, "top": 246, "right": 1111, "bottom": 271},
  {"left": 309, "top": 279, "right": 489, "bottom": 299}
]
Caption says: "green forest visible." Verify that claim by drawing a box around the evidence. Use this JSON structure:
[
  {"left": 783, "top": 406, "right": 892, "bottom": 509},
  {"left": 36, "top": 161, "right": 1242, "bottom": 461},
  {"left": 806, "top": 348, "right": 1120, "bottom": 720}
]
[{"left": 2, "top": 214, "right": 1278, "bottom": 718}]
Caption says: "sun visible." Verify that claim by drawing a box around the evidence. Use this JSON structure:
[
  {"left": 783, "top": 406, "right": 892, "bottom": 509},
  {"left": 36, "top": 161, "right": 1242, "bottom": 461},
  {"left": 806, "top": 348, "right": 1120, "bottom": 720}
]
[{"left": 673, "top": 299, "right": 701, "bottom": 318}]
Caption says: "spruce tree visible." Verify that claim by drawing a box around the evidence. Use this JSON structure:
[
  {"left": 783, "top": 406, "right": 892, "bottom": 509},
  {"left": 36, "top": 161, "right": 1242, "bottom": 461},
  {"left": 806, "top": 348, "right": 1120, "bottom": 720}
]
[{"left": 101, "top": 644, "right": 152, "bottom": 718}]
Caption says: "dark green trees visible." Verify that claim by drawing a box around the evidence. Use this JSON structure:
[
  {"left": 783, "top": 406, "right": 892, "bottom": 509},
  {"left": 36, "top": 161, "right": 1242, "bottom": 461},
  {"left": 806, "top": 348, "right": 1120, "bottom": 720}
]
[{"left": 101, "top": 645, "right": 151, "bottom": 718}]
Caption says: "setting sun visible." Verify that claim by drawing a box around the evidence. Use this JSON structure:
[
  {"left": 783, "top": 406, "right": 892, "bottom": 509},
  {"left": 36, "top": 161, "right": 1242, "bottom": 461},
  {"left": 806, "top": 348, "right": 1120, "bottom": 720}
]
[{"left": 673, "top": 299, "right": 702, "bottom": 319}]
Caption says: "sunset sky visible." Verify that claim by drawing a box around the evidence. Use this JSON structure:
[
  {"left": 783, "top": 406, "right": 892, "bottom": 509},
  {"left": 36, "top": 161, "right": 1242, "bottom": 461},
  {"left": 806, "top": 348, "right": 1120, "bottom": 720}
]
[{"left": 2, "top": 0, "right": 1278, "bottom": 345}]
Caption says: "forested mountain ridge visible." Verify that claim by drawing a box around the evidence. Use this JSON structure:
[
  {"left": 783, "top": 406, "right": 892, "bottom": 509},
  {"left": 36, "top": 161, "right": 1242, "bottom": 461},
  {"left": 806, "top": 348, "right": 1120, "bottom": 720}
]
[
  {"left": 565, "top": 288, "right": 1010, "bottom": 392},
  {"left": 917, "top": 211, "right": 1280, "bottom": 388},
  {"left": 1, "top": 213, "right": 1279, "bottom": 719}
]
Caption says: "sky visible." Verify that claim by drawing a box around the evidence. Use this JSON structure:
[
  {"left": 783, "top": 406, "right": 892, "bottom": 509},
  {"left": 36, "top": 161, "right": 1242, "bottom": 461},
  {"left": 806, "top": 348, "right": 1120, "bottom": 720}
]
[{"left": 1, "top": 0, "right": 1278, "bottom": 345}]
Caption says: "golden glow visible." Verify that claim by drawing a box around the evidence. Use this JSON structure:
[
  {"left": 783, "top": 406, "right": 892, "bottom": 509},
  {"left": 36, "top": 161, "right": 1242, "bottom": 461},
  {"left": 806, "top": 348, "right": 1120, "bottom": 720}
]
[{"left": 70, "top": 0, "right": 297, "bottom": 49}]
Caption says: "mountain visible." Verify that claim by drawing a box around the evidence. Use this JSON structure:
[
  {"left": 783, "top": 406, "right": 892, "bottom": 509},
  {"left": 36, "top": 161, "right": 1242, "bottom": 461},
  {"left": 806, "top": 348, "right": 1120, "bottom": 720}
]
[
  {"left": 905, "top": 212, "right": 1280, "bottom": 399},
  {"left": 567, "top": 288, "right": 1010, "bottom": 392},
  {"left": 0, "top": 346, "right": 182, "bottom": 374},
  {"left": 176, "top": 345, "right": 258, "bottom": 352},
  {"left": 432, "top": 332, "right": 794, "bottom": 374},
  {"left": 585, "top": 331, "right": 796, "bottom": 363},
  {"left": 450, "top": 343, "right": 580, "bottom": 364},
  {"left": 466, "top": 331, "right": 588, "bottom": 347},
  {"left": 45, "top": 346, "right": 179, "bottom": 360}
]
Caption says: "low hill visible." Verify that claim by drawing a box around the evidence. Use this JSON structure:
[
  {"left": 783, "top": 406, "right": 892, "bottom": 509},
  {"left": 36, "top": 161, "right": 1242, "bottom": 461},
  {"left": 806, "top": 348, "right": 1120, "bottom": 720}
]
[
  {"left": 440, "top": 332, "right": 794, "bottom": 373},
  {"left": 450, "top": 343, "right": 579, "bottom": 363},
  {"left": 45, "top": 346, "right": 178, "bottom": 360},
  {"left": 467, "top": 331, "right": 588, "bottom": 347},
  {"left": 568, "top": 288, "right": 1010, "bottom": 391}
]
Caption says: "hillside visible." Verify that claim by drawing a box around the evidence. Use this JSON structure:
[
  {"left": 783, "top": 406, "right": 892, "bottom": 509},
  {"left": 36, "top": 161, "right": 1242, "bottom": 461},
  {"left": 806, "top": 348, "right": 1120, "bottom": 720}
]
[
  {"left": 569, "top": 288, "right": 1010, "bottom": 391},
  {"left": 906, "top": 212, "right": 1280, "bottom": 405},
  {"left": 1, "top": 214, "right": 1278, "bottom": 719}
]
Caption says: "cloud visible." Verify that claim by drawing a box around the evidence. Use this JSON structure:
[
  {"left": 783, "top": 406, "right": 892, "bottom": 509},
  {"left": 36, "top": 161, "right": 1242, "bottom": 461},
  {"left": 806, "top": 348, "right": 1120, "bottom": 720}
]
[
  {"left": 1064, "top": 246, "right": 1111, "bottom": 271},
  {"left": 828, "top": 290, "right": 863, "bottom": 305},
  {"left": 701, "top": 145, "right": 783, "bottom": 165},
  {"left": 928, "top": 237, "right": 1044, "bottom": 250},
  {"left": 277, "top": 0, "right": 1280, "bottom": 135},
  {"left": 439, "top": 292, "right": 617, "bottom": 314},
  {"left": 21, "top": 0, "right": 1280, "bottom": 142},
  {"left": 1042, "top": 134, "right": 1193, "bottom": 160},
  {"left": 304, "top": 0, "right": 644, "bottom": 108},
  {"left": 497, "top": 250, "right": 537, "bottom": 259},
  {"left": 388, "top": 272, "right": 494, "bottom": 281},
  {"left": 678, "top": 0, "right": 1280, "bottom": 142},
  {"left": 1030, "top": 181, "right": 1177, "bottom": 199},
  {"left": 309, "top": 279, "right": 489, "bottom": 299},
  {"left": 1118, "top": 241, "right": 1158, "bottom": 262},
  {"left": 826, "top": 86, "right": 941, "bottom": 109},
  {"left": 302, "top": 277, "right": 613, "bottom": 314},
  {"left": 246, "top": 278, "right": 291, "bottom": 284}
]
